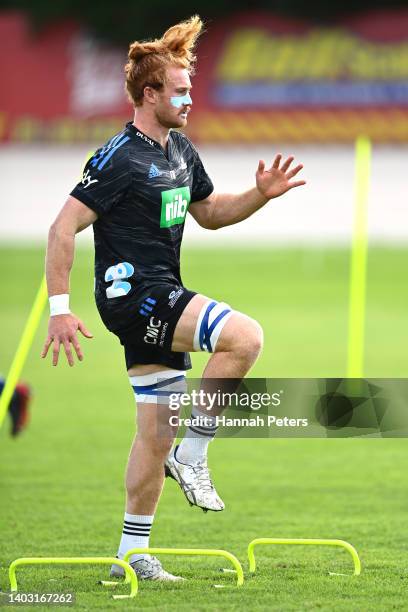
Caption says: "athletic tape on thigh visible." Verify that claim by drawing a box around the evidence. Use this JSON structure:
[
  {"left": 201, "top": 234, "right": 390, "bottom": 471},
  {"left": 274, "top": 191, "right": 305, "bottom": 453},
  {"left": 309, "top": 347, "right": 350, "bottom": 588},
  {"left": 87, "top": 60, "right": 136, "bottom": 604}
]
[
  {"left": 129, "top": 369, "right": 187, "bottom": 405},
  {"left": 193, "top": 300, "right": 233, "bottom": 353}
]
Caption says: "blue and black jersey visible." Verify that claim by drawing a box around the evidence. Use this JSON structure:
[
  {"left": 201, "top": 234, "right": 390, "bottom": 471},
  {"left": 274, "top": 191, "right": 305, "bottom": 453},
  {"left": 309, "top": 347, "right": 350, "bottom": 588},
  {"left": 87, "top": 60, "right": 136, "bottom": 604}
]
[
  {"left": 70, "top": 122, "right": 214, "bottom": 369},
  {"left": 70, "top": 122, "right": 213, "bottom": 316}
]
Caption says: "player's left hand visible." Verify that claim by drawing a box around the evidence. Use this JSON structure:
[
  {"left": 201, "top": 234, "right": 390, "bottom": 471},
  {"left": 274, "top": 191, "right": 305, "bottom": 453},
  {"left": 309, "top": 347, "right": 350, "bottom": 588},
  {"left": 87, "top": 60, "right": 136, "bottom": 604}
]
[{"left": 256, "top": 154, "right": 306, "bottom": 200}]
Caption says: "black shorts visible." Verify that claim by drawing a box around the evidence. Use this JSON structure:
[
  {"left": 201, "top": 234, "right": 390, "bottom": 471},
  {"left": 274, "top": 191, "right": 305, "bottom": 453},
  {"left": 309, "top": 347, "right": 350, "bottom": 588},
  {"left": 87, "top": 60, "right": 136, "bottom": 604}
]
[{"left": 97, "top": 283, "right": 196, "bottom": 371}]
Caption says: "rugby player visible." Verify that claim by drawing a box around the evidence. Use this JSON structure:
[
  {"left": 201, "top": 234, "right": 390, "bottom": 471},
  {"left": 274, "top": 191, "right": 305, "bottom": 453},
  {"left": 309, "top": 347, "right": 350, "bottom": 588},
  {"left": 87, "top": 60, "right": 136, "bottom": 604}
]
[{"left": 41, "top": 15, "right": 305, "bottom": 580}]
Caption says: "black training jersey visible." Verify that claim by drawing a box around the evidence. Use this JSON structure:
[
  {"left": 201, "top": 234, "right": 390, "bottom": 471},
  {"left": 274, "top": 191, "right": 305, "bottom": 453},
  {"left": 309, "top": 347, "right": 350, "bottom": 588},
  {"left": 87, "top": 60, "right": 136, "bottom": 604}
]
[{"left": 70, "top": 122, "right": 213, "bottom": 316}]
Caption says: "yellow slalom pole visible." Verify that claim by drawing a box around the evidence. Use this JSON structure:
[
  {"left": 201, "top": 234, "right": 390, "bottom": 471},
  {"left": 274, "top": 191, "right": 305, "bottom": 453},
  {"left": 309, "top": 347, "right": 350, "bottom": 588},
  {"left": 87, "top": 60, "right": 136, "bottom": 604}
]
[
  {"left": 347, "top": 136, "right": 371, "bottom": 378},
  {"left": 0, "top": 276, "right": 47, "bottom": 430},
  {"left": 0, "top": 148, "right": 93, "bottom": 433}
]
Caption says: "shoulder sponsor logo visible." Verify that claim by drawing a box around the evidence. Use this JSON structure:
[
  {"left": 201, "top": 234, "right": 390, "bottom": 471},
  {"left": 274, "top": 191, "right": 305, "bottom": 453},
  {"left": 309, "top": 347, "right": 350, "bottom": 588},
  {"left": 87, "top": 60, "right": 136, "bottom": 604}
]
[
  {"left": 81, "top": 169, "right": 98, "bottom": 188},
  {"left": 160, "top": 186, "right": 191, "bottom": 228},
  {"left": 179, "top": 157, "right": 187, "bottom": 170}
]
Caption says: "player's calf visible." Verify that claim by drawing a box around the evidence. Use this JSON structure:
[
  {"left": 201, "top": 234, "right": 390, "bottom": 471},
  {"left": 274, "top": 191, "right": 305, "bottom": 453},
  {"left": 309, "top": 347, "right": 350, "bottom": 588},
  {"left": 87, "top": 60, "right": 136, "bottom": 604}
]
[{"left": 115, "top": 369, "right": 186, "bottom": 567}]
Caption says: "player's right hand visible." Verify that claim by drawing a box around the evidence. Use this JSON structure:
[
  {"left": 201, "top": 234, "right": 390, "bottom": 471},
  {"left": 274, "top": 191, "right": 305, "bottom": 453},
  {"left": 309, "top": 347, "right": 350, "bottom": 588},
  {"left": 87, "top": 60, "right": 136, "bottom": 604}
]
[{"left": 41, "top": 314, "right": 93, "bottom": 367}]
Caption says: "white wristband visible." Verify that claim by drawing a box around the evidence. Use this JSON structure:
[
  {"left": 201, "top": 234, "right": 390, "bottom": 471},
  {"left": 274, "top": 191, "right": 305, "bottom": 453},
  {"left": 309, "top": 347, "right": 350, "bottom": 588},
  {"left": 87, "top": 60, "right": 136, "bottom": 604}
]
[{"left": 49, "top": 294, "right": 70, "bottom": 316}]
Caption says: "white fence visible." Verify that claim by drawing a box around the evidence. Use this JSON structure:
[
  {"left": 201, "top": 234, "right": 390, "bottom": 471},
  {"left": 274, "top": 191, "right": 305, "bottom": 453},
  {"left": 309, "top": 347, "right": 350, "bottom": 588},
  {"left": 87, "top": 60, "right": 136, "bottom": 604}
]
[{"left": 1, "top": 143, "right": 407, "bottom": 245}]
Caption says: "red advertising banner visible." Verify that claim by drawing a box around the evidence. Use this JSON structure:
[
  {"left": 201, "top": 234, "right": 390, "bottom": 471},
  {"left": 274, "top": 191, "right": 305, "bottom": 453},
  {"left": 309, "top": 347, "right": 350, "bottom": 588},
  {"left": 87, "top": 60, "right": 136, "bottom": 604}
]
[
  {"left": 1, "top": 10, "right": 408, "bottom": 142},
  {"left": 0, "top": 12, "right": 129, "bottom": 142}
]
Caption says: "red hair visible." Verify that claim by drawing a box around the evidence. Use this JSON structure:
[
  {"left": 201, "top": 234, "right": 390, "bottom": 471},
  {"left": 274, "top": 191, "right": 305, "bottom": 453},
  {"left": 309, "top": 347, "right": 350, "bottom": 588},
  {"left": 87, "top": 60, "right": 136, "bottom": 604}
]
[{"left": 125, "top": 15, "right": 204, "bottom": 107}]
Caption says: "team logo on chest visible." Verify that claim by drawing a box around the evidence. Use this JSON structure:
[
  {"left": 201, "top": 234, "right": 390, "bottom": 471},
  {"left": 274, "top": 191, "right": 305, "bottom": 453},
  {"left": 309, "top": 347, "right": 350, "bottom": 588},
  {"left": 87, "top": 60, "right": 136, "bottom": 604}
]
[{"left": 160, "top": 187, "right": 191, "bottom": 228}]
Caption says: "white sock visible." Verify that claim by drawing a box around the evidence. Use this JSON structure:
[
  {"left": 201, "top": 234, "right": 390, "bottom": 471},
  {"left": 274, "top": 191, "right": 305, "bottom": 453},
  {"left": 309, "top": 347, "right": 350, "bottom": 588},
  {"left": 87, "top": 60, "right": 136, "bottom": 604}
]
[
  {"left": 117, "top": 512, "right": 154, "bottom": 562},
  {"left": 176, "top": 407, "right": 218, "bottom": 465}
]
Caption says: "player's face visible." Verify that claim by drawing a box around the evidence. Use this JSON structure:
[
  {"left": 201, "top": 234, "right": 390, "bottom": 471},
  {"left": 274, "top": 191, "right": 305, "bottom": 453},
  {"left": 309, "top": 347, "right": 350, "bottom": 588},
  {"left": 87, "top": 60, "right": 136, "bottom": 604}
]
[{"left": 155, "top": 66, "right": 192, "bottom": 129}]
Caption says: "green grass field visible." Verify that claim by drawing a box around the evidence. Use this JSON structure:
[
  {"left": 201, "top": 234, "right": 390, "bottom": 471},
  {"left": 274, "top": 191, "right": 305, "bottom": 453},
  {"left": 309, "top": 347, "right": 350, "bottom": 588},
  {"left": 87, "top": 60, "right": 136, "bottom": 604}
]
[{"left": 1, "top": 245, "right": 407, "bottom": 610}]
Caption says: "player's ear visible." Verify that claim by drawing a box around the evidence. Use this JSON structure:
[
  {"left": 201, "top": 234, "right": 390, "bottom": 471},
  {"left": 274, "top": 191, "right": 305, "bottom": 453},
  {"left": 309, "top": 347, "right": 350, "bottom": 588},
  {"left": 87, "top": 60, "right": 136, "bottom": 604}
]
[{"left": 143, "top": 85, "right": 157, "bottom": 104}]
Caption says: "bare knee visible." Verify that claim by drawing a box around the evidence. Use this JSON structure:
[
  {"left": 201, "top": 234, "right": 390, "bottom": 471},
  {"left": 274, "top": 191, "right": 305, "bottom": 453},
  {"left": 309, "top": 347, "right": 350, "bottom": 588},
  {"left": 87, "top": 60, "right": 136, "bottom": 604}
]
[
  {"left": 217, "top": 314, "right": 263, "bottom": 362},
  {"left": 239, "top": 318, "right": 263, "bottom": 361}
]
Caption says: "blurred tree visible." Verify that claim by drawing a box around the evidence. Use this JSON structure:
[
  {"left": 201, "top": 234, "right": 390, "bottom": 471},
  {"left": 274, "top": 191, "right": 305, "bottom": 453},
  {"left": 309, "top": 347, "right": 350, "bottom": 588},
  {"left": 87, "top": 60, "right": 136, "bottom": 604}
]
[{"left": 0, "top": 0, "right": 408, "bottom": 43}]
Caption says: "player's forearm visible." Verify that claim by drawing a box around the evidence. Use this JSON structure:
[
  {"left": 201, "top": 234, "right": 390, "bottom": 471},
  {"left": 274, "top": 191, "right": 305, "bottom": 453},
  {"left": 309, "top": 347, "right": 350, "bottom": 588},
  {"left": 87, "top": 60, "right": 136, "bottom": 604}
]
[
  {"left": 210, "top": 187, "right": 268, "bottom": 229},
  {"left": 45, "top": 224, "right": 76, "bottom": 296}
]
